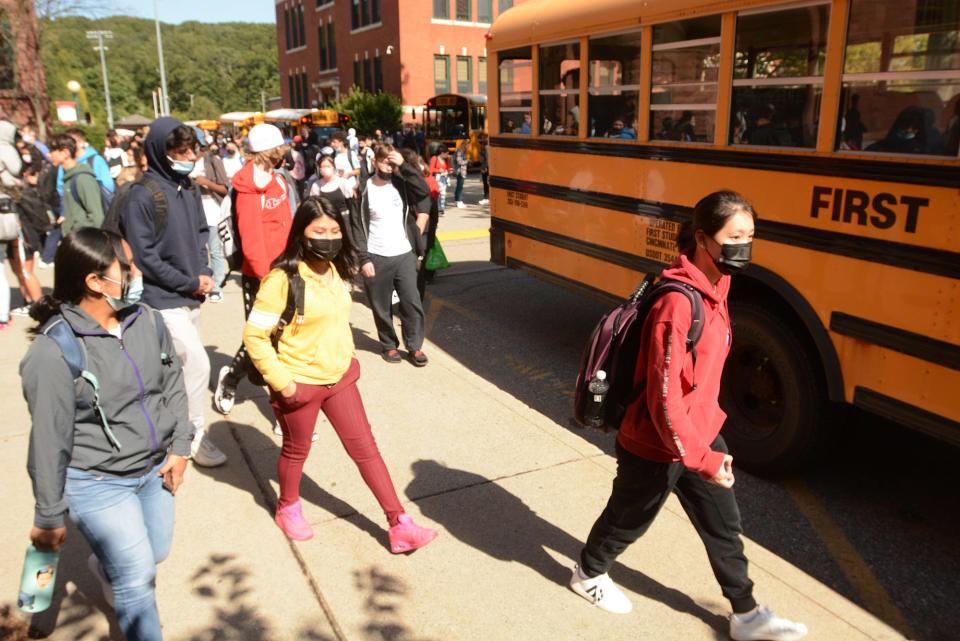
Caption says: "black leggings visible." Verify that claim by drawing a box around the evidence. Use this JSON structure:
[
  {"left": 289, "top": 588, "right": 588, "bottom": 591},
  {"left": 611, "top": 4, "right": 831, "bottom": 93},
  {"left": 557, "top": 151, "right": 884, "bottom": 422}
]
[
  {"left": 579, "top": 435, "right": 757, "bottom": 614},
  {"left": 225, "top": 275, "right": 260, "bottom": 385}
]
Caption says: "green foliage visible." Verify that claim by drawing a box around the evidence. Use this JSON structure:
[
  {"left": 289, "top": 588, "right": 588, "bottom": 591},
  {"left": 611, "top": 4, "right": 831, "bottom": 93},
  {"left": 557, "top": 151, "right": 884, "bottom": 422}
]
[
  {"left": 333, "top": 87, "right": 403, "bottom": 135},
  {"left": 40, "top": 15, "right": 279, "bottom": 138}
]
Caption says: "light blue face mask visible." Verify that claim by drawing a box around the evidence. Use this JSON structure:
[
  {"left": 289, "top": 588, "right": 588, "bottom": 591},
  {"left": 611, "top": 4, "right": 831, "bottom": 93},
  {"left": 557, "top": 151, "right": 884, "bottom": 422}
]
[
  {"left": 102, "top": 276, "right": 144, "bottom": 311},
  {"left": 166, "top": 156, "right": 195, "bottom": 175}
]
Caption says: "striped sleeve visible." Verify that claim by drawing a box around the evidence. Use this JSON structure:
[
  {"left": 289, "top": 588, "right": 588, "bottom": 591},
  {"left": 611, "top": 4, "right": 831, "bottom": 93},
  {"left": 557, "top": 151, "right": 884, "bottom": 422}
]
[{"left": 242, "top": 270, "right": 294, "bottom": 392}]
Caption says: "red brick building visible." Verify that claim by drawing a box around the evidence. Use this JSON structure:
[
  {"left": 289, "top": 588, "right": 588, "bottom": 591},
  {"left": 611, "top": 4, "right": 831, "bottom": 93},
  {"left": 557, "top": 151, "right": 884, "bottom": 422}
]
[{"left": 274, "top": 0, "right": 518, "bottom": 121}]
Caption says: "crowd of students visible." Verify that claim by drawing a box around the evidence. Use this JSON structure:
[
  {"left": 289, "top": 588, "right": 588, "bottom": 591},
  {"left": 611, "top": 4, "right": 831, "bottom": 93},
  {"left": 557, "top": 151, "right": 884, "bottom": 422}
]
[{"left": 5, "top": 115, "right": 806, "bottom": 641}]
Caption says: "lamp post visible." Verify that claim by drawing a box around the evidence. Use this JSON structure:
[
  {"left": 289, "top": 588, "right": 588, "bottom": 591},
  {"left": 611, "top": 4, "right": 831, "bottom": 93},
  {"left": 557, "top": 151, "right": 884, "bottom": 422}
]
[
  {"left": 86, "top": 30, "right": 115, "bottom": 129},
  {"left": 154, "top": 0, "right": 170, "bottom": 115},
  {"left": 66, "top": 80, "right": 81, "bottom": 124}
]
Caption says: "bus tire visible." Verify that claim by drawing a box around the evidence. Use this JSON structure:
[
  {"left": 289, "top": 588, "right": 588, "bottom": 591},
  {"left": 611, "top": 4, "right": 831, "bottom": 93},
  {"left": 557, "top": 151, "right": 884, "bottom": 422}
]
[{"left": 719, "top": 302, "right": 825, "bottom": 474}]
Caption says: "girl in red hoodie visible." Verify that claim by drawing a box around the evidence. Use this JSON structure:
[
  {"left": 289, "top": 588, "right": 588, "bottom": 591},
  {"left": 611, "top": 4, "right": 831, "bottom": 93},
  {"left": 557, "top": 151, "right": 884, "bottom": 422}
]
[
  {"left": 569, "top": 191, "right": 808, "bottom": 641},
  {"left": 214, "top": 124, "right": 296, "bottom": 415}
]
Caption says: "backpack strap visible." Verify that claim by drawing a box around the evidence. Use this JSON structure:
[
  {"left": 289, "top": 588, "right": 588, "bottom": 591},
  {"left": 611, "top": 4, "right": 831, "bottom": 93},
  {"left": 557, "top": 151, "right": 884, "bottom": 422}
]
[
  {"left": 271, "top": 271, "right": 305, "bottom": 351},
  {"left": 138, "top": 304, "right": 172, "bottom": 366},
  {"left": 42, "top": 315, "right": 122, "bottom": 450},
  {"left": 139, "top": 175, "right": 169, "bottom": 235}
]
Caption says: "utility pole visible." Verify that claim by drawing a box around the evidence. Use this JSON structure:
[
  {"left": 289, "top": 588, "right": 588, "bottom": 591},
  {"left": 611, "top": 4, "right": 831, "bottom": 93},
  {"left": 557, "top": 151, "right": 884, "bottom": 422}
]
[
  {"left": 154, "top": 0, "right": 170, "bottom": 115},
  {"left": 261, "top": 90, "right": 267, "bottom": 113},
  {"left": 86, "top": 30, "right": 114, "bottom": 129}
]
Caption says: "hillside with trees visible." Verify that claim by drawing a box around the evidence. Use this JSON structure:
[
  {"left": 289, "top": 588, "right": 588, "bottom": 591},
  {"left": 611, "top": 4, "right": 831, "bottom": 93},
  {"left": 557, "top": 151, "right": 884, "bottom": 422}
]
[{"left": 40, "top": 15, "right": 279, "bottom": 127}]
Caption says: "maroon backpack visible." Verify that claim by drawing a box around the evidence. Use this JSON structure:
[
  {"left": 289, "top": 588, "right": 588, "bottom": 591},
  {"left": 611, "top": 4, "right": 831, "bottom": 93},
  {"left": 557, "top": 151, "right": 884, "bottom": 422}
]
[{"left": 574, "top": 272, "right": 705, "bottom": 431}]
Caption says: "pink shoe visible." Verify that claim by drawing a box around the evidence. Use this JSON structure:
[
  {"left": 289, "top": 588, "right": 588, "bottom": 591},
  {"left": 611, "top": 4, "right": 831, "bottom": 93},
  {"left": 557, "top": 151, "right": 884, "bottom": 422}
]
[
  {"left": 0, "top": 322, "right": 9, "bottom": 330},
  {"left": 275, "top": 501, "right": 314, "bottom": 540},
  {"left": 388, "top": 514, "right": 438, "bottom": 554}
]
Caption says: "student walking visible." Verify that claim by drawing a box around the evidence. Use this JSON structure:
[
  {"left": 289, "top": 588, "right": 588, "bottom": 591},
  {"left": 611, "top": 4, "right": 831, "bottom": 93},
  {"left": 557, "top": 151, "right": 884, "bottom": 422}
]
[
  {"left": 189, "top": 144, "right": 230, "bottom": 303},
  {"left": 48, "top": 134, "right": 105, "bottom": 234},
  {"left": 243, "top": 196, "right": 438, "bottom": 553},
  {"left": 22, "top": 228, "right": 192, "bottom": 641},
  {"left": 119, "top": 117, "right": 226, "bottom": 468},
  {"left": 569, "top": 191, "right": 808, "bottom": 641},
  {"left": 214, "top": 124, "right": 294, "bottom": 415},
  {"left": 452, "top": 139, "right": 468, "bottom": 208},
  {"left": 353, "top": 145, "right": 432, "bottom": 366},
  {"left": 427, "top": 145, "right": 449, "bottom": 216}
]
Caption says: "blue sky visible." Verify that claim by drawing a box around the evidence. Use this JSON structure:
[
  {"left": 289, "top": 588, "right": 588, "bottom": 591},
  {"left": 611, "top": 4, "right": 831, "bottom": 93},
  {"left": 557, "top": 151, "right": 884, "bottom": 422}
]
[{"left": 124, "top": 0, "right": 276, "bottom": 25}]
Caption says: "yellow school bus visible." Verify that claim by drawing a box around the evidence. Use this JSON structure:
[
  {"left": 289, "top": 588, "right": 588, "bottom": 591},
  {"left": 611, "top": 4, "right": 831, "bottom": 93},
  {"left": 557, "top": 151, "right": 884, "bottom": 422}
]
[
  {"left": 423, "top": 93, "right": 488, "bottom": 163},
  {"left": 487, "top": 0, "right": 960, "bottom": 469}
]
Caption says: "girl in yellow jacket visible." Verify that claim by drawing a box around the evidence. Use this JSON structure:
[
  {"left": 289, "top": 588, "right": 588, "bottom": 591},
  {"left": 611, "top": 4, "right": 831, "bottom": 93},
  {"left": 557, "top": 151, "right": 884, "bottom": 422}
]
[{"left": 243, "top": 196, "right": 437, "bottom": 553}]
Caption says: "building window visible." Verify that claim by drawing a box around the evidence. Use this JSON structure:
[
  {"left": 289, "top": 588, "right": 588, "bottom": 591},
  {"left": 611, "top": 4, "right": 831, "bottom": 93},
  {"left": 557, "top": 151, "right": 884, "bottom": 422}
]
[
  {"left": 435, "top": 54, "right": 451, "bottom": 94},
  {"left": 371, "top": 0, "right": 380, "bottom": 23},
  {"left": 328, "top": 21, "right": 336, "bottom": 68},
  {"left": 433, "top": 0, "right": 449, "bottom": 20},
  {"left": 298, "top": 5, "right": 306, "bottom": 47},
  {"left": 316, "top": 0, "right": 333, "bottom": 7},
  {"left": 0, "top": 16, "right": 13, "bottom": 90},
  {"left": 651, "top": 16, "right": 720, "bottom": 143},
  {"left": 353, "top": 60, "right": 361, "bottom": 89},
  {"left": 840, "top": 0, "right": 960, "bottom": 156},
  {"left": 456, "top": 0, "right": 470, "bottom": 21},
  {"left": 289, "top": 75, "right": 295, "bottom": 107},
  {"left": 478, "top": 57, "right": 487, "bottom": 94},
  {"left": 361, "top": 0, "right": 369, "bottom": 26},
  {"left": 374, "top": 56, "right": 383, "bottom": 92},
  {"left": 457, "top": 55, "right": 473, "bottom": 93},
  {"left": 363, "top": 58, "right": 373, "bottom": 91},
  {"left": 539, "top": 42, "right": 580, "bottom": 135},
  {"left": 351, "top": 0, "right": 360, "bottom": 30},
  {"left": 303, "top": 72, "right": 310, "bottom": 107},
  {"left": 478, "top": 0, "right": 492, "bottom": 23},
  {"left": 732, "top": 4, "right": 829, "bottom": 148},
  {"left": 319, "top": 24, "right": 327, "bottom": 70},
  {"left": 284, "top": 7, "right": 292, "bottom": 50},
  {"left": 498, "top": 46, "right": 532, "bottom": 133}
]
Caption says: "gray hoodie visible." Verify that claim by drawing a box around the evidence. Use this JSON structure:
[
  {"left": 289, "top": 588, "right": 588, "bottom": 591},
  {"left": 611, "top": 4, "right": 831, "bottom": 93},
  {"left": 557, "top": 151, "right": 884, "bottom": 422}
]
[
  {"left": 0, "top": 120, "right": 22, "bottom": 187},
  {"left": 21, "top": 303, "right": 194, "bottom": 528}
]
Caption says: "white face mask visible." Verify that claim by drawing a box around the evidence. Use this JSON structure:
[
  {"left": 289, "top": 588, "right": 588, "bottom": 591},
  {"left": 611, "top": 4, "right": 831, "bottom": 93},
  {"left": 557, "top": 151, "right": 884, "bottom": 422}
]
[{"left": 320, "top": 166, "right": 335, "bottom": 178}]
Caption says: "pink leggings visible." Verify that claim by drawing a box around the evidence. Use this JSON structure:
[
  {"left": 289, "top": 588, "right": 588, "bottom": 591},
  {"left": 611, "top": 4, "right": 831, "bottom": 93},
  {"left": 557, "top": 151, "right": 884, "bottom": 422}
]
[{"left": 270, "top": 359, "right": 404, "bottom": 526}]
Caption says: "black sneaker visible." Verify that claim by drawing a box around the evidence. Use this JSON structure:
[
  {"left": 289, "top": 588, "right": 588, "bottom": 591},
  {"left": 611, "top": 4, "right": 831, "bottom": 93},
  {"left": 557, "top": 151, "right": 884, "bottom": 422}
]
[
  {"left": 214, "top": 366, "right": 237, "bottom": 414},
  {"left": 381, "top": 349, "right": 402, "bottom": 363},
  {"left": 408, "top": 350, "right": 429, "bottom": 367}
]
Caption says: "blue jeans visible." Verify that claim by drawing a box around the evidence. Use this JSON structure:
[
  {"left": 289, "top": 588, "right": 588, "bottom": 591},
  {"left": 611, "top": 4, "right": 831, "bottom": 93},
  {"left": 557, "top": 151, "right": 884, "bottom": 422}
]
[
  {"left": 65, "top": 460, "right": 175, "bottom": 641},
  {"left": 207, "top": 225, "right": 225, "bottom": 294},
  {"left": 41, "top": 226, "right": 61, "bottom": 264}
]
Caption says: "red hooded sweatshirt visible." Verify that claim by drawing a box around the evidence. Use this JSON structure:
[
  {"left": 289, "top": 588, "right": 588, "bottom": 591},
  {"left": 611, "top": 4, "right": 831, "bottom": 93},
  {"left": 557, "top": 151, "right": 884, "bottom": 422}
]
[
  {"left": 232, "top": 162, "right": 293, "bottom": 279},
  {"left": 617, "top": 254, "right": 732, "bottom": 480}
]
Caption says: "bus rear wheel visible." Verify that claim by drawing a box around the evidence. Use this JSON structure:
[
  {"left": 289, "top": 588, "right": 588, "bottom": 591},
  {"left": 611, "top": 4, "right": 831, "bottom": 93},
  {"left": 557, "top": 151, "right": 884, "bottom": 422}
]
[{"left": 719, "top": 302, "right": 825, "bottom": 473}]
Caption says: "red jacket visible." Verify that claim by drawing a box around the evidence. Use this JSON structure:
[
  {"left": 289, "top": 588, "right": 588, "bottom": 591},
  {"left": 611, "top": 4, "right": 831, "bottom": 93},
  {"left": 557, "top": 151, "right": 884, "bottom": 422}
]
[
  {"left": 232, "top": 162, "right": 293, "bottom": 279},
  {"left": 617, "top": 254, "right": 732, "bottom": 479}
]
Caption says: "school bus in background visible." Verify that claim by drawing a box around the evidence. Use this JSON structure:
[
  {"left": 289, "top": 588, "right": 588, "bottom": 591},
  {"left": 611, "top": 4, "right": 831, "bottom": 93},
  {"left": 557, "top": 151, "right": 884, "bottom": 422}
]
[
  {"left": 219, "top": 112, "right": 264, "bottom": 139},
  {"left": 487, "top": 0, "right": 960, "bottom": 470},
  {"left": 423, "top": 93, "right": 488, "bottom": 163},
  {"left": 304, "top": 108, "right": 351, "bottom": 141}
]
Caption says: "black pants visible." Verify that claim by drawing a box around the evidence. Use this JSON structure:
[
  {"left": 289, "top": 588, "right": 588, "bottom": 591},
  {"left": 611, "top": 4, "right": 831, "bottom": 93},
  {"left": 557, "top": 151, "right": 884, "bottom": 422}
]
[
  {"left": 481, "top": 169, "right": 489, "bottom": 198},
  {"left": 417, "top": 202, "right": 440, "bottom": 301},
  {"left": 363, "top": 252, "right": 424, "bottom": 353},
  {"left": 579, "top": 435, "right": 757, "bottom": 613},
  {"left": 225, "top": 275, "right": 261, "bottom": 385}
]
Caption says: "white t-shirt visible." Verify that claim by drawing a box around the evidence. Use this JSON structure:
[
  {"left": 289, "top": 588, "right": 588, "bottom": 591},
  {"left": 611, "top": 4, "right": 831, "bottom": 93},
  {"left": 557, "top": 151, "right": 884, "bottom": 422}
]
[
  {"left": 366, "top": 181, "right": 411, "bottom": 257},
  {"left": 334, "top": 152, "right": 357, "bottom": 192},
  {"left": 190, "top": 157, "right": 223, "bottom": 227},
  {"left": 222, "top": 154, "right": 243, "bottom": 179}
]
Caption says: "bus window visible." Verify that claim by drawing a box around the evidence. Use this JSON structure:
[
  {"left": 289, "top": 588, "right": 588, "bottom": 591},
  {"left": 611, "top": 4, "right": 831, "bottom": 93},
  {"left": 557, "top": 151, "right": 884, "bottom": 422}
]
[
  {"left": 650, "top": 16, "right": 721, "bottom": 143},
  {"left": 539, "top": 42, "right": 580, "bottom": 136},
  {"left": 731, "top": 4, "right": 829, "bottom": 148},
  {"left": 839, "top": 0, "right": 960, "bottom": 156},
  {"left": 498, "top": 47, "right": 532, "bottom": 134},
  {"left": 588, "top": 31, "right": 642, "bottom": 139}
]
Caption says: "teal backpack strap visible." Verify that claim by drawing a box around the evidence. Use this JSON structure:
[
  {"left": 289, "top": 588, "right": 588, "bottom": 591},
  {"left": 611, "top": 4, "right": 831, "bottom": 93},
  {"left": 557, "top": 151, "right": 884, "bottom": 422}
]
[
  {"left": 139, "top": 305, "right": 172, "bottom": 365},
  {"left": 43, "top": 315, "right": 122, "bottom": 450}
]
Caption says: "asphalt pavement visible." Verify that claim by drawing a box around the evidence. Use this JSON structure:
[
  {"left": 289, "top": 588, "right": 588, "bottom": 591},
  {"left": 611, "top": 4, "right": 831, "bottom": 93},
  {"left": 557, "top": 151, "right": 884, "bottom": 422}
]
[{"left": 1, "top": 175, "right": 949, "bottom": 641}]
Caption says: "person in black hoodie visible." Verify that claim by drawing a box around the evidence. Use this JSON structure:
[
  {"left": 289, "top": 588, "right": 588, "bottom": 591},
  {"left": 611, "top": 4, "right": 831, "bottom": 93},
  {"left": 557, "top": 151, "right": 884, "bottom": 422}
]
[{"left": 119, "top": 117, "right": 227, "bottom": 468}]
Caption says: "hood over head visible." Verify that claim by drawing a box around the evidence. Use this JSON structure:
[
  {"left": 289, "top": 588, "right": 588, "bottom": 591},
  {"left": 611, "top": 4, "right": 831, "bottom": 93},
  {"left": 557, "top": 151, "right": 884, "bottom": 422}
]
[
  {"left": 144, "top": 116, "right": 192, "bottom": 185},
  {"left": 0, "top": 120, "right": 17, "bottom": 145}
]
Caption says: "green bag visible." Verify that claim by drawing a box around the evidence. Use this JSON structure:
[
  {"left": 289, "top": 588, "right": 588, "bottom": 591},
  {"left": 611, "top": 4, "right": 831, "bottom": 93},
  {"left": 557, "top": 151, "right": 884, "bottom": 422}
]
[{"left": 424, "top": 238, "right": 451, "bottom": 271}]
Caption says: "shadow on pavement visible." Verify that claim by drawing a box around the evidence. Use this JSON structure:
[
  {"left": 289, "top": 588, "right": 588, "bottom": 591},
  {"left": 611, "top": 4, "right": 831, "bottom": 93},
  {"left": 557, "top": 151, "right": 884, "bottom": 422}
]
[{"left": 405, "top": 459, "right": 728, "bottom": 636}]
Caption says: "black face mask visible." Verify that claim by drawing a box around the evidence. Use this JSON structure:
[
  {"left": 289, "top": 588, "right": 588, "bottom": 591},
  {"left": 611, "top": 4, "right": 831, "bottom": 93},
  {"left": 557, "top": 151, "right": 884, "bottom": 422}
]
[
  {"left": 709, "top": 239, "right": 752, "bottom": 275},
  {"left": 376, "top": 169, "right": 393, "bottom": 181},
  {"left": 305, "top": 237, "right": 342, "bottom": 261}
]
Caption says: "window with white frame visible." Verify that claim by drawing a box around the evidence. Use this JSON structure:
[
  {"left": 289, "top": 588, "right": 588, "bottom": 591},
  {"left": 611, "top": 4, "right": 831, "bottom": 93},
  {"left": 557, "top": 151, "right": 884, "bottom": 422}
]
[
  {"left": 539, "top": 41, "right": 581, "bottom": 136},
  {"left": 498, "top": 46, "right": 532, "bottom": 133},
  {"left": 589, "top": 31, "right": 642, "bottom": 139}
]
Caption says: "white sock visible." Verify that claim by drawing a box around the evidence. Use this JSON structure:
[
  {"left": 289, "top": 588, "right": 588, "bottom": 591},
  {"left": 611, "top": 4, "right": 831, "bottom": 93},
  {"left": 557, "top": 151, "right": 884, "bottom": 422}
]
[
  {"left": 734, "top": 606, "right": 761, "bottom": 623},
  {"left": 576, "top": 565, "right": 592, "bottom": 581}
]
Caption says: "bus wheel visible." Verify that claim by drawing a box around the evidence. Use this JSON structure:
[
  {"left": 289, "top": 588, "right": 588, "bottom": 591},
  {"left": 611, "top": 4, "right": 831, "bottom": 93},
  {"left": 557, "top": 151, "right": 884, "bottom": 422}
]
[{"left": 719, "top": 302, "right": 825, "bottom": 473}]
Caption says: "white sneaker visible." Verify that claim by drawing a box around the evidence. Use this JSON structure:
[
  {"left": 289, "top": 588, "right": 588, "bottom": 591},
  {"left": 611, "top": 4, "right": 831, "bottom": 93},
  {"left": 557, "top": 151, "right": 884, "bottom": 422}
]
[
  {"left": 568, "top": 564, "right": 633, "bottom": 614},
  {"left": 273, "top": 421, "right": 318, "bottom": 442},
  {"left": 456, "top": 201, "right": 465, "bottom": 208},
  {"left": 190, "top": 431, "right": 227, "bottom": 467},
  {"left": 478, "top": 198, "right": 490, "bottom": 206},
  {"left": 213, "top": 366, "right": 236, "bottom": 415},
  {"left": 87, "top": 553, "right": 114, "bottom": 608},
  {"left": 730, "top": 606, "right": 808, "bottom": 641}
]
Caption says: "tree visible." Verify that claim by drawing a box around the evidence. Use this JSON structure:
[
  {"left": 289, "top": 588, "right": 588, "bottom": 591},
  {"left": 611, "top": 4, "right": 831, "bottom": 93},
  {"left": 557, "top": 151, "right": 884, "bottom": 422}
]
[{"left": 333, "top": 87, "right": 402, "bottom": 135}]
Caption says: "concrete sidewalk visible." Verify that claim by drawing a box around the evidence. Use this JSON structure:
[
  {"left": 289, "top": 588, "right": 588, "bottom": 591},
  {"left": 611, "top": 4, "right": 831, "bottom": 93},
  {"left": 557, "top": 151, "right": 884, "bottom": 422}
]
[{"left": 1, "top": 234, "right": 906, "bottom": 641}]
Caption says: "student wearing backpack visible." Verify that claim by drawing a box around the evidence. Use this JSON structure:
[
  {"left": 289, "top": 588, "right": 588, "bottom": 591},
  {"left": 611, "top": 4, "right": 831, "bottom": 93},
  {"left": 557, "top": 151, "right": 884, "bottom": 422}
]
[
  {"left": 65, "top": 127, "right": 116, "bottom": 193},
  {"left": 242, "top": 196, "right": 438, "bottom": 553},
  {"left": 213, "top": 124, "right": 294, "bottom": 416},
  {"left": 21, "top": 228, "right": 192, "bottom": 641},
  {"left": 570, "top": 191, "right": 808, "bottom": 641},
  {"left": 48, "top": 134, "right": 105, "bottom": 233},
  {"left": 120, "top": 117, "right": 227, "bottom": 468}
]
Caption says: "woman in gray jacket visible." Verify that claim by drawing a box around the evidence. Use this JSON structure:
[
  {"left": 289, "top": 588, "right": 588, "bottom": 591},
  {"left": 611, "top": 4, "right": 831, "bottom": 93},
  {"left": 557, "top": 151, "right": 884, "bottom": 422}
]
[{"left": 21, "top": 227, "right": 193, "bottom": 641}]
